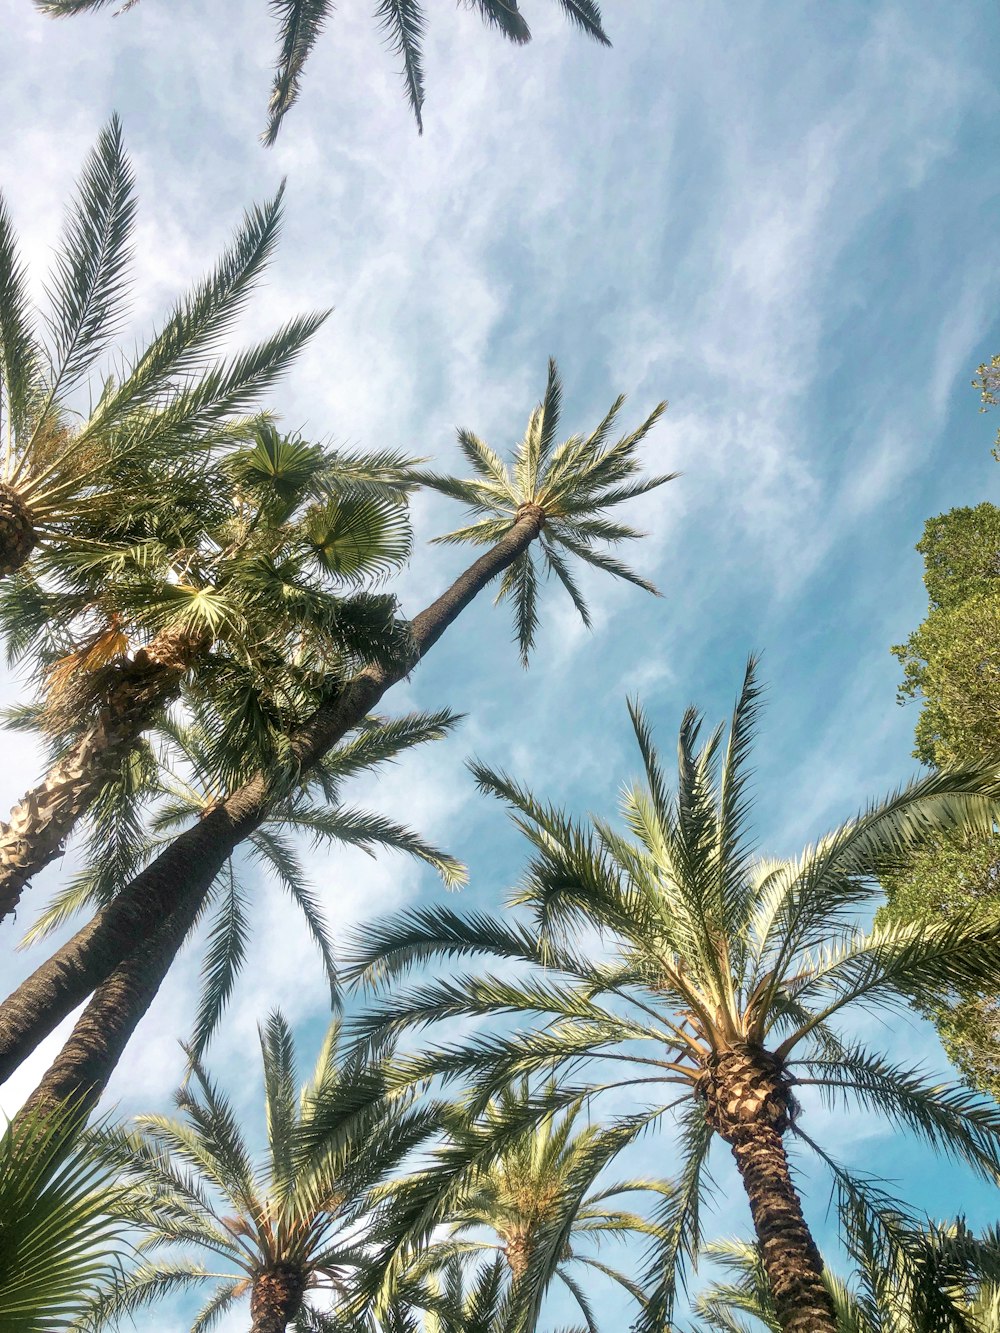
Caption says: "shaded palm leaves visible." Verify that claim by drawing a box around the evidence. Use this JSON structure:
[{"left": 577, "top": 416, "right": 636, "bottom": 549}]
[
  {"left": 0, "top": 117, "right": 324, "bottom": 576},
  {"left": 417, "top": 359, "right": 672, "bottom": 664},
  {"left": 346, "top": 658, "right": 1000, "bottom": 1327},
  {"left": 0, "top": 1104, "right": 127, "bottom": 1331},
  {"left": 0, "top": 417, "right": 417, "bottom": 922},
  {"left": 35, "top": 2, "right": 611, "bottom": 143},
  {"left": 81, "top": 1013, "right": 436, "bottom": 1332}
]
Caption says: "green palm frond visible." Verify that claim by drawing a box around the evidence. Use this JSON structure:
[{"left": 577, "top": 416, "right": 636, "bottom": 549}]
[
  {"left": 40, "top": 114, "right": 135, "bottom": 405},
  {"left": 265, "top": 0, "right": 332, "bottom": 145},
  {"left": 0, "top": 203, "right": 42, "bottom": 444},
  {"left": 304, "top": 493, "right": 412, "bottom": 583},
  {"left": 188, "top": 864, "right": 252, "bottom": 1066},
  {"left": 414, "top": 358, "right": 672, "bottom": 664},
  {"left": 0, "top": 1104, "right": 127, "bottom": 1330},
  {"left": 38, "top": 0, "right": 611, "bottom": 143}
]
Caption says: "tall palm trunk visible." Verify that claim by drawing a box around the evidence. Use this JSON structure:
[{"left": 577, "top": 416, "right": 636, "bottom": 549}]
[
  {"left": 0, "top": 627, "right": 204, "bottom": 923},
  {"left": 699, "top": 1047, "right": 837, "bottom": 1333},
  {"left": 249, "top": 1266, "right": 307, "bottom": 1333},
  {"left": 0, "top": 481, "right": 36, "bottom": 577},
  {"left": 18, "top": 888, "right": 201, "bottom": 1121},
  {"left": 0, "top": 510, "right": 545, "bottom": 1098}
]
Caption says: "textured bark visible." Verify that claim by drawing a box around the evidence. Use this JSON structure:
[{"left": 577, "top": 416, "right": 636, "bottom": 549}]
[
  {"left": 699, "top": 1046, "right": 836, "bottom": 1333},
  {"left": 503, "top": 1228, "right": 533, "bottom": 1284},
  {"left": 249, "top": 1266, "right": 307, "bottom": 1333},
  {"left": 0, "top": 481, "right": 36, "bottom": 577},
  {"left": 0, "top": 626, "right": 204, "bottom": 923},
  {"left": 0, "top": 512, "right": 544, "bottom": 1099},
  {"left": 18, "top": 888, "right": 203, "bottom": 1122}
]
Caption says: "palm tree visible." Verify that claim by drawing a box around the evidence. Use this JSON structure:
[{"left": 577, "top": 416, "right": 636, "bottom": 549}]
[
  {"left": 0, "top": 358, "right": 673, "bottom": 1121},
  {"left": 80, "top": 1012, "right": 436, "bottom": 1333},
  {"left": 0, "top": 1103, "right": 127, "bottom": 1330},
  {"left": 0, "top": 117, "right": 323, "bottom": 578},
  {"left": 0, "top": 420, "right": 416, "bottom": 923},
  {"left": 372, "top": 1083, "right": 670, "bottom": 1330},
  {"left": 34, "top": 1, "right": 611, "bottom": 144},
  {"left": 346, "top": 658, "right": 1000, "bottom": 1333}
]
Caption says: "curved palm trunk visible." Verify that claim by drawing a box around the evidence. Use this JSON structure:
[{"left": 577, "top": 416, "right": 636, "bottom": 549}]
[
  {"left": 701, "top": 1048, "right": 837, "bottom": 1333},
  {"left": 249, "top": 1266, "right": 307, "bottom": 1333},
  {"left": 0, "top": 481, "right": 36, "bottom": 577},
  {"left": 0, "top": 627, "right": 202, "bottom": 923},
  {"left": 0, "top": 511, "right": 544, "bottom": 1098}
]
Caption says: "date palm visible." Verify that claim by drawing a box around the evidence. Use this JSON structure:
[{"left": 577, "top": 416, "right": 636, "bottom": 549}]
[
  {"left": 0, "top": 358, "right": 673, "bottom": 1122},
  {"left": 0, "top": 116, "right": 324, "bottom": 578},
  {"left": 80, "top": 1012, "right": 438, "bottom": 1333},
  {"left": 0, "top": 421, "right": 416, "bottom": 923},
  {"left": 34, "top": 1, "right": 611, "bottom": 144},
  {"left": 346, "top": 658, "right": 1000, "bottom": 1333},
  {"left": 371, "top": 1083, "right": 670, "bottom": 1331}
]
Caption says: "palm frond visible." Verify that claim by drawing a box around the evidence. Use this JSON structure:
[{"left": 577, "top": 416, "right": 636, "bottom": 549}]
[
  {"left": 40, "top": 114, "right": 135, "bottom": 405},
  {"left": 265, "top": 0, "right": 333, "bottom": 145},
  {"left": 188, "top": 864, "right": 252, "bottom": 1065}
]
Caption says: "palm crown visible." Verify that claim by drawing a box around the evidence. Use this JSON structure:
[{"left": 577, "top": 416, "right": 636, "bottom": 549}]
[
  {"left": 417, "top": 358, "right": 673, "bottom": 664},
  {"left": 35, "top": 2, "right": 611, "bottom": 144},
  {"left": 347, "top": 658, "right": 1000, "bottom": 1333},
  {"left": 0, "top": 117, "right": 324, "bottom": 579},
  {"left": 371, "top": 1084, "right": 671, "bottom": 1331},
  {"left": 84, "top": 1012, "right": 436, "bottom": 1333}
]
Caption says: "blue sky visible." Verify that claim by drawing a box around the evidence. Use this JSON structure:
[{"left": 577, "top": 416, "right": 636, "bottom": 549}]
[{"left": 2, "top": 0, "right": 1000, "bottom": 1325}]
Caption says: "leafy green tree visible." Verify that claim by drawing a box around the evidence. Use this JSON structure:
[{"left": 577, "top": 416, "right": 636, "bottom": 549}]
[
  {"left": 80, "top": 1012, "right": 436, "bottom": 1333},
  {"left": 34, "top": 0, "right": 611, "bottom": 143},
  {"left": 0, "top": 421, "right": 416, "bottom": 924},
  {"left": 347, "top": 659, "right": 1000, "bottom": 1333},
  {"left": 0, "top": 359, "right": 672, "bottom": 1121},
  {"left": 884, "top": 499, "right": 1000, "bottom": 1098},
  {"left": 0, "top": 1104, "right": 127, "bottom": 1330},
  {"left": 892, "top": 503, "right": 1000, "bottom": 770}
]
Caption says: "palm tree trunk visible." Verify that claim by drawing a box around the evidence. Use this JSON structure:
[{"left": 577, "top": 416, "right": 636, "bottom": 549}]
[
  {"left": 0, "top": 628, "right": 201, "bottom": 924},
  {"left": 0, "top": 481, "right": 36, "bottom": 577},
  {"left": 249, "top": 1266, "right": 307, "bottom": 1333},
  {"left": 0, "top": 510, "right": 544, "bottom": 1096},
  {"left": 17, "top": 889, "right": 201, "bottom": 1122},
  {"left": 729, "top": 1125, "right": 836, "bottom": 1333},
  {"left": 699, "top": 1047, "right": 836, "bottom": 1333}
]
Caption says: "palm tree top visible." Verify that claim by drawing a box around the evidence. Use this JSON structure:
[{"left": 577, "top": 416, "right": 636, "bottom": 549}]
[
  {"left": 415, "top": 358, "right": 673, "bottom": 663},
  {"left": 0, "top": 117, "right": 325, "bottom": 578},
  {"left": 85, "top": 1012, "right": 434, "bottom": 1332},
  {"left": 345, "top": 658, "right": 1000, "bottom": 1325}
]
